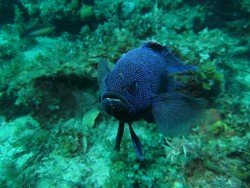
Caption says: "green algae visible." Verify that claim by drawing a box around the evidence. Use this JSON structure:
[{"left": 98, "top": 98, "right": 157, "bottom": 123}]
[
  {"left": 0, "top": 0, "right": 249, "bottom": 187},
  {"left": 79, "top": 4, "right": 95, "bottom": 21},
  {"left": 211, "top": 120, "right": 231, "bottom": 136}
]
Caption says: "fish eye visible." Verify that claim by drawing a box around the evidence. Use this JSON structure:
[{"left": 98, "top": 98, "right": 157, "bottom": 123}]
[{"left": 127, "top": 81, "right": 138, "bottom": 94}]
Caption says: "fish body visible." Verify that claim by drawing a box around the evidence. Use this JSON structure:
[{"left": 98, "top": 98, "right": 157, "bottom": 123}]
[{"left": 98, "top": 42, "right": 206, "bottom": 160}]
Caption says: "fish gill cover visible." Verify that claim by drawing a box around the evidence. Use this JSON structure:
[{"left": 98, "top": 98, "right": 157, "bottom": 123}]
[{"left": 0, "top": 0, "right": 249, "bottom": 187}]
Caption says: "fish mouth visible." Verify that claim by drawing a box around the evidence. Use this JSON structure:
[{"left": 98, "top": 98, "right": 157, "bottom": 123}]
[{"left": 101, "top": 91, "right": 131, "bottom": 116}]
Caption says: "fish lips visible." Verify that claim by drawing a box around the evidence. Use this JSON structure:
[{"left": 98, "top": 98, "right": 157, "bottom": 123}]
[{"left": 101, "top": 91, "right": 131, "bottom": 116}]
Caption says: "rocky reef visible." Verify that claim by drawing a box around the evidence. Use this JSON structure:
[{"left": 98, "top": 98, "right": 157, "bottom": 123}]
[{"left": 0, "top": 0, "right": 249, "bottom": 187}]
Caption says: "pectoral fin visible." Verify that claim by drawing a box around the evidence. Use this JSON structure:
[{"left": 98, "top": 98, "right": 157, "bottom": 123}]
[
  {"left": 114, "top": 121, "right": 125, "bottom": 151},
  {"left": 128, "top": 123, "right": 144, "bottom": 160},
  {"left": 151, "top": 92, "right": 207, "bottom": 137},
  {"left": 98, "top": 59, "right": 110, "bottom": 95}
]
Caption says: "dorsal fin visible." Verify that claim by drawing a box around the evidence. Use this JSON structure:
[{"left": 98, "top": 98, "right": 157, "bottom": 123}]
[
  {"left": 98, "top": 59, "right": 110, "bottom": 95},
  {"left": 142, "top": 41, "right": 197, "bottom": 73}
]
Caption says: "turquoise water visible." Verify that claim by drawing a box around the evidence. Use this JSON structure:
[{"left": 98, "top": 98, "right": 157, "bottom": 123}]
[{"left": 0, "top": 0, "right": 249, "bottom": 187}]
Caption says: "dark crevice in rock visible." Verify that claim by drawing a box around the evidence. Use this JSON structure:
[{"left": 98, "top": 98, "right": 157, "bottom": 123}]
[
  {"left": 0, "top": 73, "right": 97, "bottom": 129},
  {"left": 32, "top": 73, "right": 96, "bottom": 129}
]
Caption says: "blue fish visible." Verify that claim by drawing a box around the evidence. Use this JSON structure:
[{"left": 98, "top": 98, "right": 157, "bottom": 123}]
[{"left": 98, "top": 42, "right": 206, "bottom": 160}]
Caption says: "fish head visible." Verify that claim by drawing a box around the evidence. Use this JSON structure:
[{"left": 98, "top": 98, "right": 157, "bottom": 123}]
[{"left": 101, "top": 59, "right": 153, "bottom": 121}]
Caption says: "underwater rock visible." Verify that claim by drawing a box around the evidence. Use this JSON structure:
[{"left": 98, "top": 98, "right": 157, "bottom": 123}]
[
  {"left": 82, "top": 108, "right": 99, "bottom": 129},
  {"left": 36, "top": 178, "right": 82, "bottom": 188},
  {"left": 203, "top": 108, "right": 222, "bottom": 125}
]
